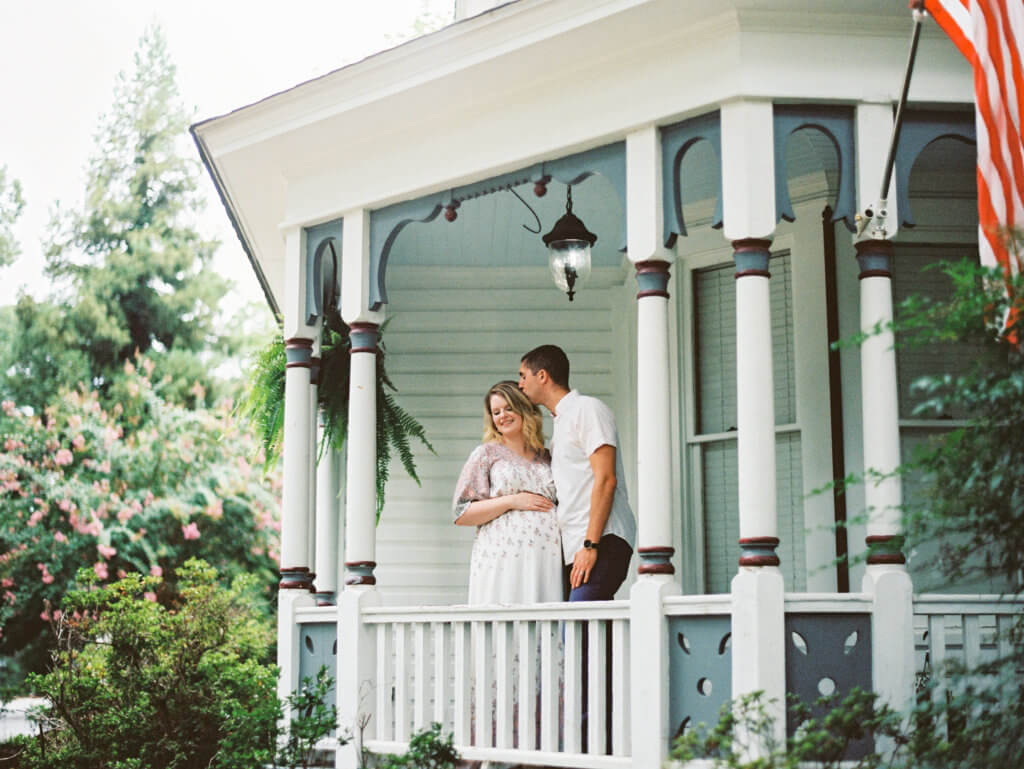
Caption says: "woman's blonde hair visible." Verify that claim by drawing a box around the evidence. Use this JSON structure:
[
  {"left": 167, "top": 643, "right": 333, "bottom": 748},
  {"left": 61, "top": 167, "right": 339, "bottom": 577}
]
[{"left": 482, "top": 381, "right": 546, "bottom": 454}]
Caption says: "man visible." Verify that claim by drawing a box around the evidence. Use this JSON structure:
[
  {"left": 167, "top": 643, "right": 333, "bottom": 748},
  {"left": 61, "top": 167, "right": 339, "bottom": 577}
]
[{"left": 518, "top": 344, "right": 635, "bottom": 601}]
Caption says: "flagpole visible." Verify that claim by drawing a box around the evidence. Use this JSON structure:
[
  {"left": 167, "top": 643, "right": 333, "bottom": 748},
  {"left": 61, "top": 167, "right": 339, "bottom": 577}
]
[{"left": 857, "top": 1, "right": 928, "bottom": 240}]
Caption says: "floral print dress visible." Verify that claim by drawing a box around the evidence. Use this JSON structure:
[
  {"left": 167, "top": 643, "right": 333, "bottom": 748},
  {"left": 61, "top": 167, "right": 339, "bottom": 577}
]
[{"left": 453, "top": 442, "right": 562, "bottom": 605}]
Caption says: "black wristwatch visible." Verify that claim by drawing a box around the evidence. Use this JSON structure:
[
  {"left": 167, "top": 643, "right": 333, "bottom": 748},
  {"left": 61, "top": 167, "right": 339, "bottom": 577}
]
[{"left": 583, "top": 539, "right": 600, "bottom": 551}]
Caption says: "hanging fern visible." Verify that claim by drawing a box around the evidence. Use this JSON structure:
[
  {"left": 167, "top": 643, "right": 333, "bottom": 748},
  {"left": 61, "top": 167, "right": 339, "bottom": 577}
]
[{"left": 239, "top": 311, "right": 433, "bottom": 520}]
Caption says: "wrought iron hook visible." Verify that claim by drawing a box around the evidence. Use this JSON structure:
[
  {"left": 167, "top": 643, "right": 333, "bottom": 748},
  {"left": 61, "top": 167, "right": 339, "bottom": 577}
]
[{"left": 508, "top": 186, "right": 542, "bottom": 234}]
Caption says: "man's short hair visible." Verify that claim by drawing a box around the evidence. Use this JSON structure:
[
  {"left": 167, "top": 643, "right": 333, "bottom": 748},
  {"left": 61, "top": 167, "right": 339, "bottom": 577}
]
[{"left": 521, "top": 344, "right": 570, "bottom": 389}]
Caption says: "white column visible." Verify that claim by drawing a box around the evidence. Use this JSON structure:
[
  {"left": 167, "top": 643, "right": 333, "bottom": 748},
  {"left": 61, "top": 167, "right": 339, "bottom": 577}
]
[
  {"left": 280, "top": 226, "right": 316, "bottom": 591},
  {"left": 341, "top": 208, "right": 385, "bottom": 588},
  {"left": 626, "top": 126, "right": 677, "bottom": 581},
  {"left": 629, "top": 576, "right": 679, "bottom": 768},
  {"left": 314, "top": 418, "right": 342, "bottom": 604},
  {"left": 721, "top": 99, "right": 785, "bottom": 753},
  {"left": 307, "top": 349, "right": 319, "bottom": 590}
]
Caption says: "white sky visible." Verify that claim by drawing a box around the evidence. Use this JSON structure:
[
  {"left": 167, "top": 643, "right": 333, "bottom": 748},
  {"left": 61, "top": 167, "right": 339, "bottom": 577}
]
[{"left": 0, "top": 0, "right": 455, "bottom": 310}]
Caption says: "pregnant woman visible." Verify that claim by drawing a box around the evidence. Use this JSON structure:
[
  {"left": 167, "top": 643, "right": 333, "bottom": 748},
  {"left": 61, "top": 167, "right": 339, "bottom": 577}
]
[{"left": 453, "top": 380, "right": 562, "bottom": 604}]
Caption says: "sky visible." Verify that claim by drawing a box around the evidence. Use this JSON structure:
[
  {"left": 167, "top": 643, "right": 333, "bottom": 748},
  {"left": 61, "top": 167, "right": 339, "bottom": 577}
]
[{"left": 0, "top": 0, "right": 455, "bottom": 311}]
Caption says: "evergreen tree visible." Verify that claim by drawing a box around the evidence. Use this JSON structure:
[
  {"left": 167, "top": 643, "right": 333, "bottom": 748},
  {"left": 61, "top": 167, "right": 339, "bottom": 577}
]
[{"left": 4, "top": 26, "right": 230, "bottom": 410}]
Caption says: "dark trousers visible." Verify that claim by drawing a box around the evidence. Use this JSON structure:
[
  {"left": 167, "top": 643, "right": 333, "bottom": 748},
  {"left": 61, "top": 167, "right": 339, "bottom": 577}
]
[{"left": 563, "top": 534, "right": 632, "bottom": 753}]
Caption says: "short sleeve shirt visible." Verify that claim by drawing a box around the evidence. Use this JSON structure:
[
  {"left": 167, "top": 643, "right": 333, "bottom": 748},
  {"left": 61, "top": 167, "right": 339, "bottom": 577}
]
[{"left": 550, "top": 390, "right": 636, "bottom": 564}]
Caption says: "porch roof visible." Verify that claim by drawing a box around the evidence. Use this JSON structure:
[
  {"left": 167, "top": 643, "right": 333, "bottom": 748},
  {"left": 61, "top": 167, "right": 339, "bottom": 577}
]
[{"left": 190, "top": 0, "right": 971, "bottom": 314}]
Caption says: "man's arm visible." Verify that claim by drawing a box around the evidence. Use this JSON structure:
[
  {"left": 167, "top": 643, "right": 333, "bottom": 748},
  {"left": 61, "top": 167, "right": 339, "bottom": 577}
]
[{"left": 570, "top": 443, "right": 617, "bottom": 589}]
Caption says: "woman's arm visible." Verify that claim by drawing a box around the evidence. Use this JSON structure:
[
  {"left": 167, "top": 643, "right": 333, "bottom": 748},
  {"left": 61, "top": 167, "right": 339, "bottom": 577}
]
[{"left": 454, "top": 491, "right": 554, "bottom": 526}]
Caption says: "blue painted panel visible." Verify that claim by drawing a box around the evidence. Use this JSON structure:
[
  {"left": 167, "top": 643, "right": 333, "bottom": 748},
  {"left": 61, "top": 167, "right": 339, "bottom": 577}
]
[
  {"left": 784, "top": 612, "right": 872, "bottom": 759},
  {"left": 367, "top": 142, "right": 627, "bottom": 309},
  {"left": 298, "top": 623, "right": 339, "bottom": 736},
  {"left": 668, "top": 615, "right": 731, "bottom": 745},
  {"left": 894, "top": 110, "right": 975, "bottom": 228},
  {"left": 661, "top": 112, "right": 722, "bottom": 245},
  {"left": 304, "top": 219, "right": 343, "bottom": 325},
  {"left": 773, "top": 105, "right": 857, "bottom": 232}
]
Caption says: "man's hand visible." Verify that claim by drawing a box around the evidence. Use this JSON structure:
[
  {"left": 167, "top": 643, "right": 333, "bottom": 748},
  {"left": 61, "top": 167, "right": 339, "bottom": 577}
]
[{"left": 570, "top": 546, "right": 598, "bottom": 589}]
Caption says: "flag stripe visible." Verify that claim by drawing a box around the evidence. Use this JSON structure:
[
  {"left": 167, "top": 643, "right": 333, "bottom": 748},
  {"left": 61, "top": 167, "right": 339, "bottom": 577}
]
[{"left": 925, "top": 0, "right": 1024, "bottom": 277}]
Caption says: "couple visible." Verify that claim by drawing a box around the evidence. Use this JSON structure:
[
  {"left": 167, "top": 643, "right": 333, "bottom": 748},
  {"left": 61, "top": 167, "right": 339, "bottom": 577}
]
[{"left": 453, "top": 344, "right": 636, "bottom": 605}]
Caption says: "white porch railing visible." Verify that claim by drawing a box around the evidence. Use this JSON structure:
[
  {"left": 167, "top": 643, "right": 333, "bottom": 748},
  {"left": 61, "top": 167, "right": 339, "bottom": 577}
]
[
  {"left": 292, "top": 593, "right": 1022, "bottom": 768},
  {"left": 362, "top": 601, "right": 631, "bottom": 768}
]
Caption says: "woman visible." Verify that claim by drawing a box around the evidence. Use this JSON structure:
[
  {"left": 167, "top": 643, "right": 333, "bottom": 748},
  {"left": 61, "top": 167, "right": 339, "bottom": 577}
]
[{"left": 453, "top": 380, "right": 562, "bottom": 604}]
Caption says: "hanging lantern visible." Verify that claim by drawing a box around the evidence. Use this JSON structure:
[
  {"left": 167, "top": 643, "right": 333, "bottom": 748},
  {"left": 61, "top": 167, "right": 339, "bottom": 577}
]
[{"left": 542, "top": 185, "right": 596, "bottom": 302}]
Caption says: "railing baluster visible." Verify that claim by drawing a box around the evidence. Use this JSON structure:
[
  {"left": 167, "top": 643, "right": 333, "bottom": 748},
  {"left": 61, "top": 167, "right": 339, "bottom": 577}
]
[
  {"left": 563, "top": 618, "right": 582, "bottom": 754},
  {"left": 928, "top": 614, "right": 948, "bottom": 736},
  {"left": 539, "top": 619, "right": 558, "bottom": 752},
  {"left": 375, "top": 623, "right": 393, "bottom": 742},
  {"left": 518, "top": 619, "right": 537, "bottom": 751},
  {"left": 587, "top": 618, "right": 607, "bottom": 754},
  {"left": 494, "top": 620, "right": 514, "bottom": 748},
  {"left": 453, "top": 621, "right": 471, "bottom": 745},
  {"left": 611, "top": 617, "right": 630, "bottom": 756},
  {"left": 413, "top": 622, "right": 428, "bottom": 731},
  {"left": 432, "top": 621, "right": 450, "bottom": 730},
  {"left": 394, "top": 623, "right": 410, "bottom": 742},
  {"left": 473, "top": 620, "right": 492, "bottom": 746}
]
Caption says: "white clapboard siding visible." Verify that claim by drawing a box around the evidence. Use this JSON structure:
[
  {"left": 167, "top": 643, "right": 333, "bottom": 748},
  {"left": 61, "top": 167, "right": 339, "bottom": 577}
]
[{"left": 373, "top": 265, "right": 631, "bottom": 606}]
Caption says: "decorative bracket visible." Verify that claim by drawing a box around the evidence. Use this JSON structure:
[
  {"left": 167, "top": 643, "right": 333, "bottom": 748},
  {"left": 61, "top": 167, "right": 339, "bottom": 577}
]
[
  {"left": 661, "top": 112, "right": 723, "bottom": 246},
  {"left": 304, "top": 218, "right": 343, "bottom": 326},
  {"left": 773, "top": 105, "right": 857, "bottom": 232},
  {"left": 894, "top": 109, "right": 975, "bottom": 228}
]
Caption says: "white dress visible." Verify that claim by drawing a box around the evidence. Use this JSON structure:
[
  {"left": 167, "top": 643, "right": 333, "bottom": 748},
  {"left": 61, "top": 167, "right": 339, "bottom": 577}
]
[{"left": 453, "top": 442, "right": 563, "bottom": 605}]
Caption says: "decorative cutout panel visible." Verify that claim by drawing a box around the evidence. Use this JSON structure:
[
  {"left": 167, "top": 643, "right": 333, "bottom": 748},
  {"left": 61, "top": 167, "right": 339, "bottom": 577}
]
[
  {"left": 668, "top": 615, "right": 731, "bottom": 745},
  {"left": 784, "top": 612, "right": 872, "bottom": 759},
  {"left": 661, "top": 112, "right": 723, "bottom": 245},
  {"left": 894, "top": 109, "right": 975, "bottom": 228},
  {"left": 298, "top": 622, "right": 338, "bottom": 734}
]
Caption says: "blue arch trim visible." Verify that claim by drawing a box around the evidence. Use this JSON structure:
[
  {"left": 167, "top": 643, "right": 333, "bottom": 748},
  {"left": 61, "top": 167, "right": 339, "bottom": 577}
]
[
  {"left": 367, "top": 142, "right": 626, "bottom": 310},
  {"left": 773, "top": 105, "right": 857, "bottom": 232},
  {"left": 894, "top": 109, "right": 975, "bottom": 228},
  {"left": 661, "top": 112, "right": 722, "bottom": 246},
  {"left": 304, "top": 219, "right": 343, "bottom": 325}
]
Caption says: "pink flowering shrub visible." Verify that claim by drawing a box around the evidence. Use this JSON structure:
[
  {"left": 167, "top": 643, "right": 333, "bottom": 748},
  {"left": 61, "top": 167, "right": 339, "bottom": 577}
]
[{"left": 0, "top": 359, "right": 281, "bottom": 677}]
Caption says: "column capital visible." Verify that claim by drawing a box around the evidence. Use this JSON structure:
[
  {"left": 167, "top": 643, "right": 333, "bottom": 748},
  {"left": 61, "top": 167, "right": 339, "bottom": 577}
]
[
  {"left": 732, "top": 239, "right": 772, "bottom": 278},
  {"left": 279, "top": 566, "right": 312, "bottom": 590},
  {"left": 349, "top": 322, "right": 380, "bottom": 354},
  {"left": 637, "top": 546, "right": 675, "bottom": 575},
  {"left": 285, "top": 337, "right": 314, "bottom": 368},
  {"left": 635, "top": 260, "right": 671, "bottom": 299},
  {"left": 855, "top": 238, "right": 894, "bottom": 279},
  {"left": 345, "top": 560, "right": 377, "bottom": 586},
  {"left": 738, "top": 537, "right": 781, "bottom": 567},
  {"left": 865, "top": 534, "right": 906, "bottom": 565}
]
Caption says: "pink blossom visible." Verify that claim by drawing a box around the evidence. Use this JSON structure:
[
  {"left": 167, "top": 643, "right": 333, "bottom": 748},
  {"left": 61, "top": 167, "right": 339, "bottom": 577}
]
[
  {"left": 54, "top": 448, "right": 73, "bottom": 466},
  {"left": 52, "top": 609, "right": 62, "bottom": 622},
  {"left": 54, "top": 531, "right": 67, "bottom": 543},
  {"left": 93, "top": 561, "right": 108, "bottom": 580},
  {"left": 42, "top": 573, "right": 54, "bottom": 585},
  {"left": 205, "top": 499, "right": 223, "bottom": 520},
  {"left": 72, "top": 434, "right": 85, "bottom": 450},
  {"left": 97, "top": 544, "right": 116, "bottom": 559},
  {"left": 28, "top": 509, "right": 45, "bottom": 526},
  {"left": 144, "top": 592, "right": 157, "bottom": 602},
  {"left": 182, "top": 522, "right": 201, "bottom": 541},
  {"left": 1, "top": 577, "right": 13, "bottom": 588},
  {"left": 117, "top": 507, "right": 133, "bottom": 523},
  {"left": 149, "top": 565, "right": 163, "bottom": 578},
  {"left": 58, "top": 498, "right": 72, "bottom": 512},
  {"left": 98, "top": 460, "right": 111, "bottom": 474},
  {"left": 1, "top": 400, "right": 14, "bottom": 415},
  {"left": 40, "top": 610, "right": 50, "bottom": 622}
]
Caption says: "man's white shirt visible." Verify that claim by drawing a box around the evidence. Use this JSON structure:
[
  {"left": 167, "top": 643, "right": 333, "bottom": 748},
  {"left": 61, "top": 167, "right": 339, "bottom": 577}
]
[{"left": 549, "top": 390, "right": 636, "bottom": 565}]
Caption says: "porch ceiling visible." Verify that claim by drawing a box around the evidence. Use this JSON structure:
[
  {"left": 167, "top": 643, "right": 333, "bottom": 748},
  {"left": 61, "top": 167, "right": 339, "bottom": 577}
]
[{"left": 191, "top": 0, "right": 972, "bottom": 313}]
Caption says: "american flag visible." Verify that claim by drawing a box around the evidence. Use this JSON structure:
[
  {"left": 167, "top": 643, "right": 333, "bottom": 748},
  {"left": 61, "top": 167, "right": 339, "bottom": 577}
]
[{"left": 924, "top": 0, "right": 1024, "bottom": 276}]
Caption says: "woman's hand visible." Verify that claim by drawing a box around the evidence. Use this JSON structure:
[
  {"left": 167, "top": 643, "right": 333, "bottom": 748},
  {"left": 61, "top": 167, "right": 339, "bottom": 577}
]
[{"left": 514, "top": 492, "right": 555, "bottom": 512}]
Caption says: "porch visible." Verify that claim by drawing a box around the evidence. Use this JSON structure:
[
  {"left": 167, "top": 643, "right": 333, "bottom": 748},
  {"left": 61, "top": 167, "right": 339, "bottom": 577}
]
[{"left": 287, "top": 591, "right": 1022, "bottom": 767}]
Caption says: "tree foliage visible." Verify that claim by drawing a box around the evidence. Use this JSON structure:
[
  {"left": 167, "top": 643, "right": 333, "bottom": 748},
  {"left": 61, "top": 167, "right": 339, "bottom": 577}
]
[
  {"left": 0, "top": 357, "right": 280, "bottom": 684},
  {"left": 0, "top": 164, "right": 25, "bottom": 268},
  {"left": 10, "top": 560, "right": 280, "bottom": 769},
  {"left": 2, "top": 25, "right": 239, "bottom": 411}
]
